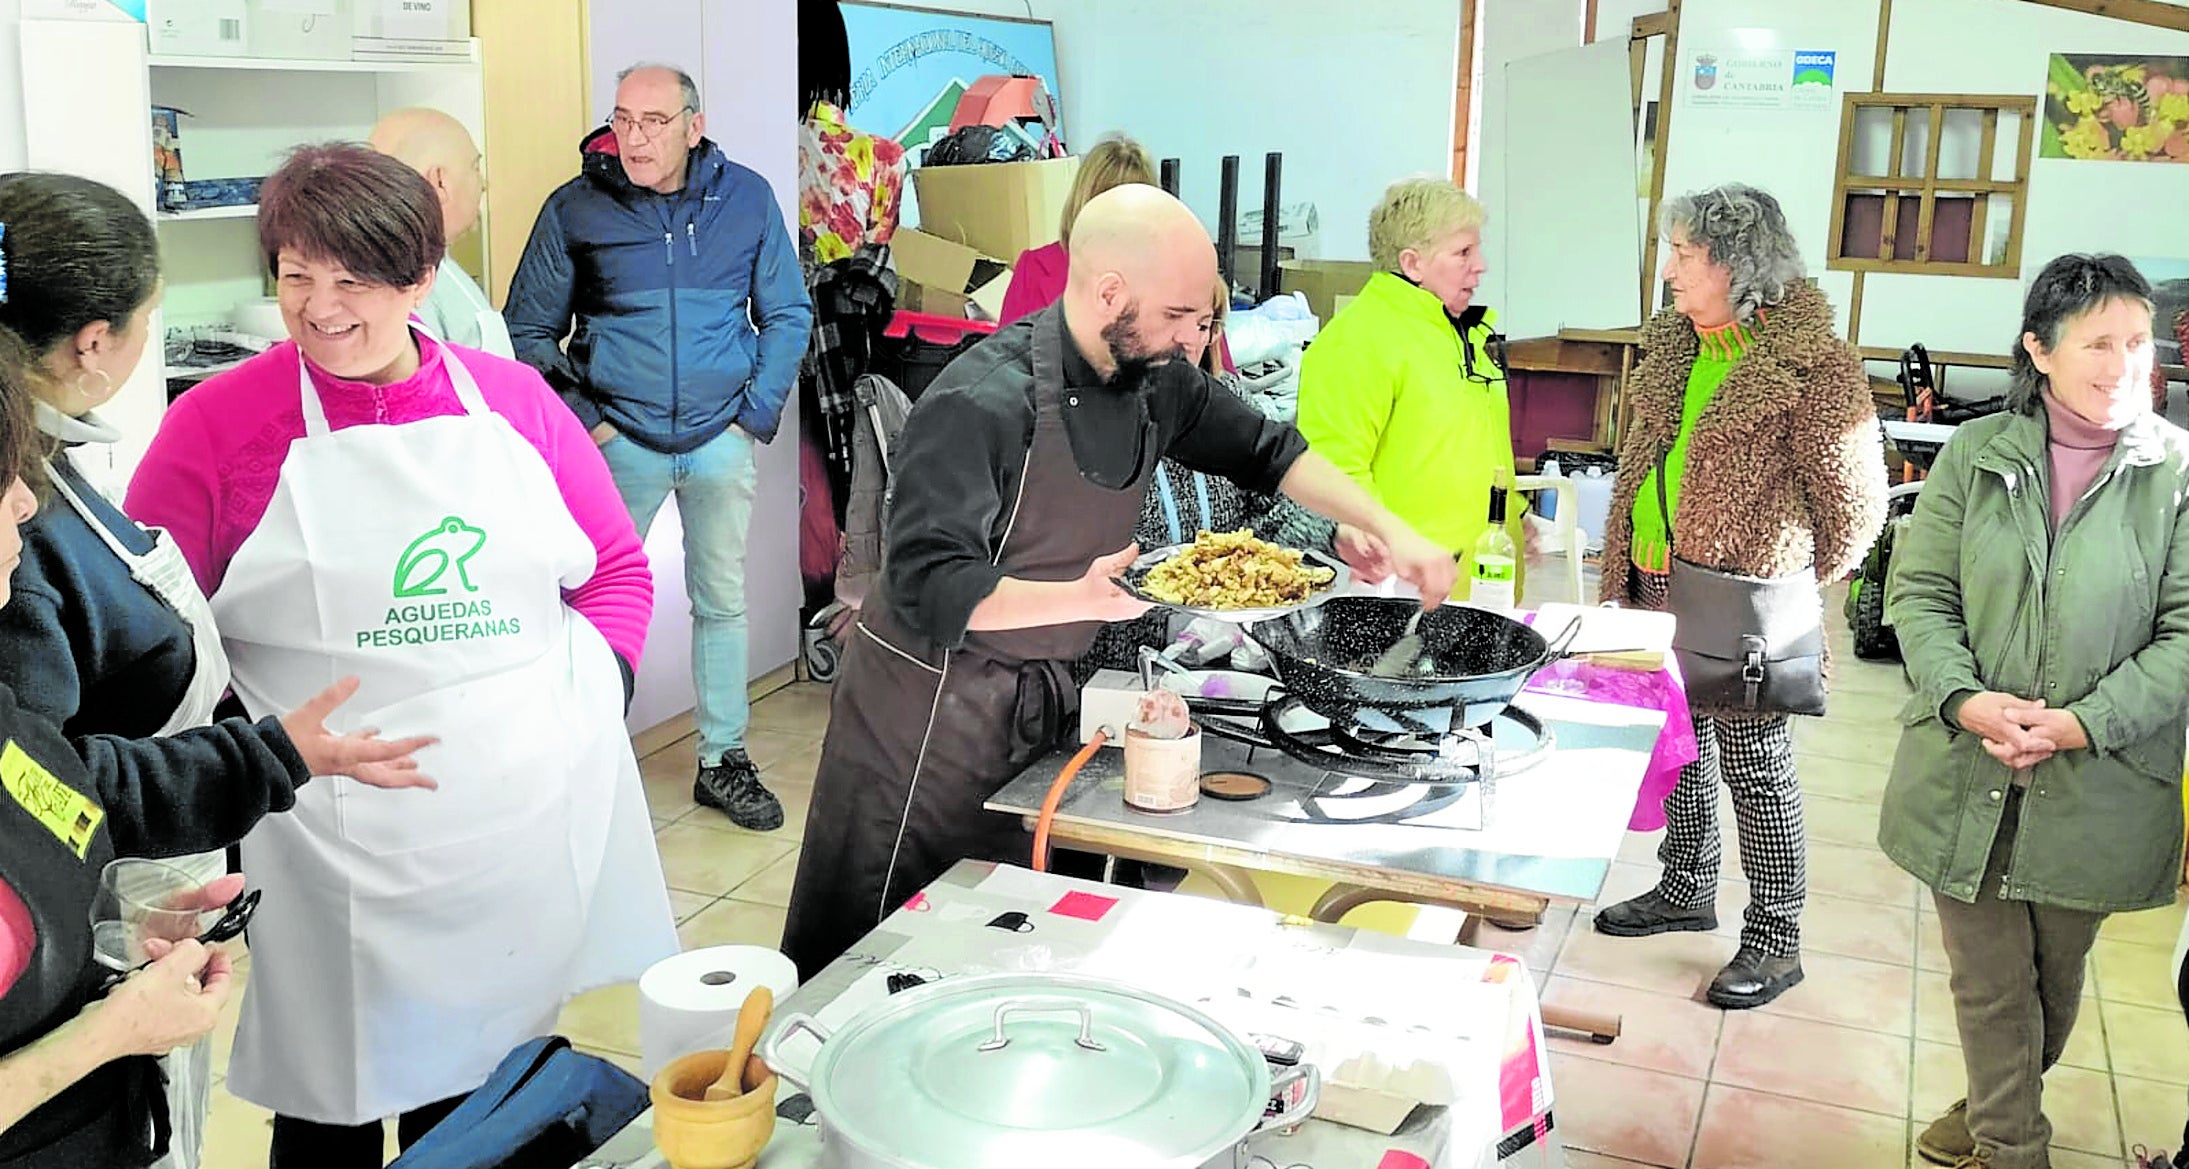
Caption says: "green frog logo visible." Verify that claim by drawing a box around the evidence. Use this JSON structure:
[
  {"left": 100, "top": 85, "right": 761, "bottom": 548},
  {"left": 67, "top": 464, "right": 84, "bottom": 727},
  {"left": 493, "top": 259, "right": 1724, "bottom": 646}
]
[{"left": 392, "top": 516, "right": 488, "bottom": 599}]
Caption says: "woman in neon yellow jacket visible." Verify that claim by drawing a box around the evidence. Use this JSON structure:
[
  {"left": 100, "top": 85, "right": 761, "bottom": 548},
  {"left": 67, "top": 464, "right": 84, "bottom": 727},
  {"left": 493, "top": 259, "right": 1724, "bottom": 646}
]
[{"left": 1297, "top": 178, "right": 1524, "bottom": 597}]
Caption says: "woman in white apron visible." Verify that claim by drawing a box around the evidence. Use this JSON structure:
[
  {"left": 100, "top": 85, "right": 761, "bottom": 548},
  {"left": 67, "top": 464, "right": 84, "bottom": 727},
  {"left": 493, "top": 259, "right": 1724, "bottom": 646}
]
[
  {"left": 0, "top": 174, "right": 445, "bottom": 1169},
  {"left": 125, "top": 146, "right": 676, "bottom": 1169}
]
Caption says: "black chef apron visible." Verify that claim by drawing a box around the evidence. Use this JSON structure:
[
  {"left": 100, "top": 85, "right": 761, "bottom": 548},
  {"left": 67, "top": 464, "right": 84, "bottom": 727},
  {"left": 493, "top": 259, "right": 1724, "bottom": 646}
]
[
  {"left": 0, "top": 716, "right": 170, "bottom": 1169},
  {"left": 781, "top": 313, "right": 1157, "bottom": 980}
]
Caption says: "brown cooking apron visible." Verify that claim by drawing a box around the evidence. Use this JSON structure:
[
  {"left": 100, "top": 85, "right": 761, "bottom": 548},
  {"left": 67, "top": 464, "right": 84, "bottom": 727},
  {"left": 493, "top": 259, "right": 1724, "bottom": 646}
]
[{"left": 782, "top": 309, "right": 1158, "bottom": 980}]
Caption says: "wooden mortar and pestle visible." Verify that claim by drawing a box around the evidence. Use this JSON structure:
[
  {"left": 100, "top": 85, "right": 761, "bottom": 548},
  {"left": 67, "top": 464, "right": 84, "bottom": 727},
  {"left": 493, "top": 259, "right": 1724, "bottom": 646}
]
[{"left": 650, "top": 987, "right": 779, "bottom": 1169}]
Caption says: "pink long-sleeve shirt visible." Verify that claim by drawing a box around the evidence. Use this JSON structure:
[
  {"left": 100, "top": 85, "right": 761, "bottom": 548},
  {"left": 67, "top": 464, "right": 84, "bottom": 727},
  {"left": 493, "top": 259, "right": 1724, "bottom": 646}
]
[{"left": 126, "top": 334, "right": 653, "bottom": 668}]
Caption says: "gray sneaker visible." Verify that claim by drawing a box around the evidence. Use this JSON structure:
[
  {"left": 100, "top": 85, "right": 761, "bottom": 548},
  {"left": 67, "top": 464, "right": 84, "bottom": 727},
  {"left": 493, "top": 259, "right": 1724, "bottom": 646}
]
[{"left": 693, "top": 750, "right": 784, "bottom": 832}]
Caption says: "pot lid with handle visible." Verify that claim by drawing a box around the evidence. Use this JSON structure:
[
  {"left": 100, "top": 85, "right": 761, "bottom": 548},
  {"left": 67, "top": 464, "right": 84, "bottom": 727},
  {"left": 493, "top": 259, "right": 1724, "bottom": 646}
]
[{"left": 796, "top": 973, "right": 1272, "bottom": 1168}]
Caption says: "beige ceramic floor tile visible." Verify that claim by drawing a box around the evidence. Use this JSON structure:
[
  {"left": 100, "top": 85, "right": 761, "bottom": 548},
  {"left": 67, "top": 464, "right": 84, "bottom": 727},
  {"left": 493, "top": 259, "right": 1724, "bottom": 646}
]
[
  {"left": 1912, "top": 1039, "right": 1964, "bottom": 1119},
  {"left": 677, "top": 897, "right": 790, "bottom": 951},
  {"left": 743, "top": 728, "right": 816, "bottom": 771},
  {"left": 1469, "top": 905, "right": 1576, "bottom": 976},
  {"left": 1543, "top": 975, "right": 1726, "bottom": 1080},
  {"left": 2100, "top": 1000, "right": 2189, "bottom": 1085},
  {"left": 639, "top": 741, "right": 699, "bottom": 821},
  {"left": 1557, "top": 923, "right": 1739, "bottom": 1000},
  {"left": 557, "top": 981, "right": 642, "bottom": 1056},
  {"left": 1548, "top": 1053, "right": 1707, "bottom": 1168},
  {"left": 2051, "top": 1151, "right": 2139, "bottom": 1169},
  {"left": 1754, "top": 951, "right": 1915, "bottom": 1036},
  {"left": 1616, "top": 828, "right": 1667, "bottom": 866},
  {"left": 2042, "top": 1063, "right": 2124, "bottom": 1157},
  {"left": 668, "top": 889, "right": 717, "bottom": 924},
  {"left": 2100, "top": 898, "right": 2187, "bottom": 947},
  {"left": 1561, "top": 1153, "right": 1669, "bottom": 1169},
  {"left": 1806, "top": 840, "right": 1920, "bottom": 908},
  {"left": 764, "top": 747, "right": 823, "bottom": 791},
  {"left": 1690, "top": 1082, "right": 1911, "bottom": 1169},
  {"left": 1917, "top": 912, "right": 1949, "bottom": 973},
  {"left": 748, "top": 682, "right": 832, "bottom": 740},
  {"left": 653, "top": 821, "right": 794, "bottom": 895},
  {"left": 202, "top": 1082, "right": 274, "bottom": 1169},
  {"left": 1803, "top": 794, "right": 1884, "bottom": 849},
  {"left": 1779, "top": 894, "right": 1916, "bottom": 967},
  {"left": 730, "top": 847, "right": 800, "bottom": 908},
  {"left": 2112, "top": 1074, "right": 2188, "bottom": 1155},
  {"left": 1712, "top": 1011, "right": 1911, "bottom": 1116},
  {"left": 2092, "top": 939, "right": 2181, "bottom": 1009}
]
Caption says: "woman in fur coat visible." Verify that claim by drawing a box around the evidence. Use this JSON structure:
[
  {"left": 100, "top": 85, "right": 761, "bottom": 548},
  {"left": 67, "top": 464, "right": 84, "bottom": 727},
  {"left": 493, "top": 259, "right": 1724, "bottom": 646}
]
[{"left": 1590, "top": 184, "right": 1886, "bottom": 1010}]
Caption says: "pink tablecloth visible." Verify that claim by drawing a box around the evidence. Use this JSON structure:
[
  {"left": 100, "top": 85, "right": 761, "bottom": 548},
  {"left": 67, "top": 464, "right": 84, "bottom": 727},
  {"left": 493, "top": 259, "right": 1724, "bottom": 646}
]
[{"left": 1518, "top": 624, "right": 1697, "bottom": 832}]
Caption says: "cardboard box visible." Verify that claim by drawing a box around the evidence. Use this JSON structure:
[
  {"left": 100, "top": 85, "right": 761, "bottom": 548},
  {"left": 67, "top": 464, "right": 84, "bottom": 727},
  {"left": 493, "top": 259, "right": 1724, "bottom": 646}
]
[
  {"left": 1279, "top": 259, "right": 1378, "bottom": 324},
  {"left": 892, "top": 228, "right": 1011, "bottom": 321},
  {"left": 247, "top": 0, "right": 350, "bottom": 60},
  {"left": 355, "top": 0, "right": 469, "bottom": 41},
  {"left": 910, "top": 156, "right": 1078, "bottom": 264},
  {"left": 147, "top": 0, "right": 248, "bottom": 56}
]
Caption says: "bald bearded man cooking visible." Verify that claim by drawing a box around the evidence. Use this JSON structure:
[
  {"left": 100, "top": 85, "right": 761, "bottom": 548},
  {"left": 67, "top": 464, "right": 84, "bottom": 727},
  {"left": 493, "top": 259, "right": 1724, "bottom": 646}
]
[
  {"left": 368, "top": 107, "right": 508, "bottom": 357},
  {"left": 780, "top": 186, "right": 1460, "bottom": 976}
]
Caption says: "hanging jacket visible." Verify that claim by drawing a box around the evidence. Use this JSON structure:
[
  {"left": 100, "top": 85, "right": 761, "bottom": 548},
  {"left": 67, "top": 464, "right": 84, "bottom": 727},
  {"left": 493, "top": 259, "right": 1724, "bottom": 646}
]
[{"left": 504, "top": 127, "right": 814, "bottom": 453}]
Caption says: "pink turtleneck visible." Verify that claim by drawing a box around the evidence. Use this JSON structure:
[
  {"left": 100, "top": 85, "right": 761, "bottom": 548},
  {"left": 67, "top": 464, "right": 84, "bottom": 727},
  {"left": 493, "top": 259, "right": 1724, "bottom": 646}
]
[
  {"left": 2040, "top": 390, "right": 2123, "bottom": 532},
  {"left": 125, "top": 334, "right": 653, "bottom": 667}
]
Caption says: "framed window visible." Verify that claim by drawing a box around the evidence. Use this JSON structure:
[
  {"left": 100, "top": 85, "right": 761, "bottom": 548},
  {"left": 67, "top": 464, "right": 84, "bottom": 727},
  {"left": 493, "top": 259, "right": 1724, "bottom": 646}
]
[{"left": 1827, "top": 93, "right": 2036, "bottom": 278}]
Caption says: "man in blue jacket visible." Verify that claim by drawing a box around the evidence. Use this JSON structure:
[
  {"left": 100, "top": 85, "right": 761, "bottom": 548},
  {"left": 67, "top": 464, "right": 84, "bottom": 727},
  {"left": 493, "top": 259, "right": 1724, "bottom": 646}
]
[{"left": 507, "top": 63, "right": 813, "bottom": 831}]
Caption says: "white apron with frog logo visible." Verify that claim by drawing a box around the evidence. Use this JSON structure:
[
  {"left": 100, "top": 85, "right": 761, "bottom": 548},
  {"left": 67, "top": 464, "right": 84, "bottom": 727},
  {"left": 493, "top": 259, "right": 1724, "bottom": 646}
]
[
  {"left": 213, "top": 338, "right": 676, "bottom": 1124},
  {"left": 45, "top": 423, "right": 233, "bottom": 1169}
]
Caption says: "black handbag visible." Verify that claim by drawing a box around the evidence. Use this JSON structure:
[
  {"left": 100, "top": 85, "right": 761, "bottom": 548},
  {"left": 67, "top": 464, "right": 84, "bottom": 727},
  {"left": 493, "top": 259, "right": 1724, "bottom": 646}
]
[{"left": 1654, "top": 451, "right": 1828, "bottom": 716}]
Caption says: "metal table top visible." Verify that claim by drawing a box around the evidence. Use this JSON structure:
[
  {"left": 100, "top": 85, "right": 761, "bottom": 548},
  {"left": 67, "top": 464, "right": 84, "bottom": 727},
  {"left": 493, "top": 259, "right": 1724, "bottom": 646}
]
[{"left": 987, "top": 691, "right": 1664, "bottom": 906}]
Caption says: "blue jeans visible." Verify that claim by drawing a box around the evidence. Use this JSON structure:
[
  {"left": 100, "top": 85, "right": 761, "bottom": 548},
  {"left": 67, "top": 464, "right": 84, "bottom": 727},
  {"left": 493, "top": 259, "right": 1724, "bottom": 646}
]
[{"left": 601, "top": 425, "right": 756, "bottom": 765}]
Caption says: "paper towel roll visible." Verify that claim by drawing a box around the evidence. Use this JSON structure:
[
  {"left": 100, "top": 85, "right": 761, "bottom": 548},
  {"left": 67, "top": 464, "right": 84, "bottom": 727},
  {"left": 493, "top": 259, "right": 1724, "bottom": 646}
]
[{"left": 638, "top": 946, "right": 799, "bottom": 1079}]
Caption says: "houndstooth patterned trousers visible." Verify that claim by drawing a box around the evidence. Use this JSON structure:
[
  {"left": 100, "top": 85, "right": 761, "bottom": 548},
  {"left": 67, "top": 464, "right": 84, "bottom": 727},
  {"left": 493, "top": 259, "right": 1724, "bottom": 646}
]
[{"left": 1633, "top": 569, "right": 1807, "bottom": 957}]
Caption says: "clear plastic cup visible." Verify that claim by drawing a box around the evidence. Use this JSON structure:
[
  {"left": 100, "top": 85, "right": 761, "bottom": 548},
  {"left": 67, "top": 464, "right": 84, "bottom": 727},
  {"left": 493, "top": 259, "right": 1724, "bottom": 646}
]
[{"left": 88, "top": 858, "right": 222, "bottom": 971}]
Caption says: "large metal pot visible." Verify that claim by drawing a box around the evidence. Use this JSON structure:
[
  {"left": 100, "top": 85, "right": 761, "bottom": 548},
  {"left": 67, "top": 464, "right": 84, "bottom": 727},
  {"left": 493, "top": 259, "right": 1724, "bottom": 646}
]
[{"left": 757, "top": 973, "right": 1318, "bottom": 1169}]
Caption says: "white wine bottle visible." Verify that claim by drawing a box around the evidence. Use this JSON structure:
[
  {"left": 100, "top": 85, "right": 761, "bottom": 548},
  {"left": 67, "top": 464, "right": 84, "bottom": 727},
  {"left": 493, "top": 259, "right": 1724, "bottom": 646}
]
[{"left": 1470, "top": 470, "right": 1518, "bottom": 612}]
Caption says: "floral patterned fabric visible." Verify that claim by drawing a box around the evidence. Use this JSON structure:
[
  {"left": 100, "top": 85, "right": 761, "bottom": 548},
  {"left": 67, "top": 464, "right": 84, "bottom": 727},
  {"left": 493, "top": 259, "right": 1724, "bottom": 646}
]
[{"left": 798, "top": 101, "right": 907, "bottom": 266}]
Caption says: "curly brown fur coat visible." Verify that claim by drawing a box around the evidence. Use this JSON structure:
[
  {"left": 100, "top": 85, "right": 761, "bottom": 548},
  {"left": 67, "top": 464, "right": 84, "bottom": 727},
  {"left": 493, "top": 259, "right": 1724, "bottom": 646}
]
[{"left": 1600, "top": 281, "right": 1887, "bottom": 616}]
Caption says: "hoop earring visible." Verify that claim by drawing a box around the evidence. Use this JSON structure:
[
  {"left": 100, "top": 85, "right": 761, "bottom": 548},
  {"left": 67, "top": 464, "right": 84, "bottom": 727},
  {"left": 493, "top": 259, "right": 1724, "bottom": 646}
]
[{"left": 73, "top": 368, "right": 113, "bottom": 400}]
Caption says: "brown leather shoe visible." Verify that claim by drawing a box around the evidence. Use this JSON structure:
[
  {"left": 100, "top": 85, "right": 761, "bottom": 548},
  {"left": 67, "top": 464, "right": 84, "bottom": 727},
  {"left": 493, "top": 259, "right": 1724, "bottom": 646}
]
[
  {"left": 1916, "top": 1100, "right": 1973, "bottom": 1165},
  {"left": 1706, "top": 946, "right": 1803, "bottom": 1009},
  {"left": 1591, "top": 889, "right": 1717, "bottom": 937}
]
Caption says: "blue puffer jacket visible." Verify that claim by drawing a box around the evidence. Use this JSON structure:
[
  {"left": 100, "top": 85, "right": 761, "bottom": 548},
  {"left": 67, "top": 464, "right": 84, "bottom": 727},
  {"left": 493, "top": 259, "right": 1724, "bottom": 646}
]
[{"left": 505, "top": 127, "right": 813, "bottom": 453}]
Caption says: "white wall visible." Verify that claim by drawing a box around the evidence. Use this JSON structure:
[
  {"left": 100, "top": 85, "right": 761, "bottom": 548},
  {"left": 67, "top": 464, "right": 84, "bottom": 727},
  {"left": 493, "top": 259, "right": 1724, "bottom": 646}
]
[
  {"left": 0, "top": 0, "right": 24, "bottom": 171},
  {"left": 1475, "top": 0, "right": 1586, "bottom": 316},
  {"left": 1650, "top": 0, "right": 1881, "bottom": 332},
  {"left": 589, "top": 0, "right": 804, "bottom": 735},
  {"left": 1866, "top": 0, "right": 2189, "bottom": 360},
  {"left": 876, "top": 0, "right": 1462, "bottom": 261}
]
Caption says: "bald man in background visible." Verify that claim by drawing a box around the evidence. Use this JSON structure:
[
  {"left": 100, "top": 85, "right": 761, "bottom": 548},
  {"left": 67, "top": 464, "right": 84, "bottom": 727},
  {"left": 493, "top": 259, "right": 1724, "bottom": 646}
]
[
  {"left": 779, "top": 184, "right": 1459, "bottom": 976},
  {"left": 368, "top": 107, "right": 510, "bottom": 357}
]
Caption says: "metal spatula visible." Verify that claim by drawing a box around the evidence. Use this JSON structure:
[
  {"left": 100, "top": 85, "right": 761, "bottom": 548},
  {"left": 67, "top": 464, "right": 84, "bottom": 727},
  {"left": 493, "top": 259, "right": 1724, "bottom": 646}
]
[{"left": 1369, "top": 604, "right": 1431, "bottom": 676}]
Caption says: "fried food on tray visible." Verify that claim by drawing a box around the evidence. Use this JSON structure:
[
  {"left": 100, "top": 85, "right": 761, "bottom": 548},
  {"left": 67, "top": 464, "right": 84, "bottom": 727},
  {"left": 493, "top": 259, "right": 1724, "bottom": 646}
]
[{"left": 1140, "top": 529, "right": 1335, "bottom": 609}]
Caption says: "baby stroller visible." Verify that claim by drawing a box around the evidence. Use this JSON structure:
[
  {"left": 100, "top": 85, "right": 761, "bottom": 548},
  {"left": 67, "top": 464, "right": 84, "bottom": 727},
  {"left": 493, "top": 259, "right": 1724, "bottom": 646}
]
[{"left": 1847, "top": 345, "right": 2009, "bottom": 660}]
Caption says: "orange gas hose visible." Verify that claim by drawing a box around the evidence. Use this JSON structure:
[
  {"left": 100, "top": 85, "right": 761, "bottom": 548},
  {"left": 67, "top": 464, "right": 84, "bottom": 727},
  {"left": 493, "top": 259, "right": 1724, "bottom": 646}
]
[{"left": 1031, "top": 730, "right": 1107, "bottom": 872}]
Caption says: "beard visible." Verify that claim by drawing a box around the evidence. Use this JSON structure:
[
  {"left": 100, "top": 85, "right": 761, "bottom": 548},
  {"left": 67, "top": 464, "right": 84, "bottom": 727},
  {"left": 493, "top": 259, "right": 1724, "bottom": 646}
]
[{"left": 1101, "top": 304, "right": 1187, "bottom": 388}]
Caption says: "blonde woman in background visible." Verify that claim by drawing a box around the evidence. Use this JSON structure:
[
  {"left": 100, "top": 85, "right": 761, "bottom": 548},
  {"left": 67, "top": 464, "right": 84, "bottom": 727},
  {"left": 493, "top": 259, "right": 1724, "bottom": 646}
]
[{"left": 997, "top": 132, "right": 1156, "bottom": 324}]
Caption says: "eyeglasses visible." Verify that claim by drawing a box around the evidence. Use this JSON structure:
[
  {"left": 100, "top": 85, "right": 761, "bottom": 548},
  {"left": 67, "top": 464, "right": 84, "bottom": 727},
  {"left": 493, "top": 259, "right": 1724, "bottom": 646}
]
[
  {"left": 609, "top": 108, "right": 690, "bottom": 140},
  {"left": 1460, "top": 330, "right": 1509, "bottom": 385}
]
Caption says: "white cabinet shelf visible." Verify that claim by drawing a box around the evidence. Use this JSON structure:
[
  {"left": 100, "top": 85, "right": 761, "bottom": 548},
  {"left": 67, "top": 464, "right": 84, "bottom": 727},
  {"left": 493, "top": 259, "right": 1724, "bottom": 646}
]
[
  {"left": 158, "top": 204, "right": 258, "bottom": 223},
  {"left": 149, "top": 48, "right": 478, "bottom": 74}
]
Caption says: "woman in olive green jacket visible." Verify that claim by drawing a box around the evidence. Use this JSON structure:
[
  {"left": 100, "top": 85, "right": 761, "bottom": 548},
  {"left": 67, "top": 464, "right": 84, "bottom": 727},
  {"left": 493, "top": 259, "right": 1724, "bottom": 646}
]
[{"left": 1883, "top": 255, "right": 2188, "bottom": 1169}]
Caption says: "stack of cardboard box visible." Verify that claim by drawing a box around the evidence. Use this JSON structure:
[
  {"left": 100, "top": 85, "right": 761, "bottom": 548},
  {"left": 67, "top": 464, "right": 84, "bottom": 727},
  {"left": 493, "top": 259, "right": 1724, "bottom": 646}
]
[{"left": 893, "top": 156, "right": 1078, "bottom": 320}]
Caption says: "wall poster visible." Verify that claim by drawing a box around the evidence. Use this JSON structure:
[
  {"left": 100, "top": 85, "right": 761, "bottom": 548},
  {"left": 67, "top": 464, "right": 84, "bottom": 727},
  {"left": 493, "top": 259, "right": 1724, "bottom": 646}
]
[
  {"left": 2043, "top": 54, "right": 2189, "bottom": 163},
  {"left": 1682, "top": 48, "right": 1836, "bottom": 112},
  {"left": 840, "top": 2, "right": 1062, "bottom": 160}
]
